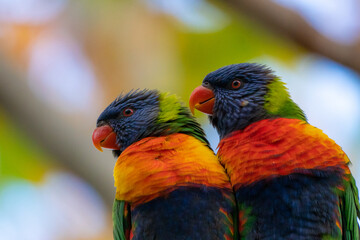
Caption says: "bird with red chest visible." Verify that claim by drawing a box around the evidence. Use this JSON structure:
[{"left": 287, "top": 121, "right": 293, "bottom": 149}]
[
  {"left": 92, "top": 89, "right": 237, "bottom": 240},
  {"left": 190, "top": 63, "right": 360, "bottom": 240}
]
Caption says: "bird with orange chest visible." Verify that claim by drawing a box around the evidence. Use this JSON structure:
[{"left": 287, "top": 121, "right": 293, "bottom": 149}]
[
  {"left": 92, "top": 89, "right": 237, "bottom": 240},
  {"left": 189, "top": 63, "right": 360, "bottom": 240}
]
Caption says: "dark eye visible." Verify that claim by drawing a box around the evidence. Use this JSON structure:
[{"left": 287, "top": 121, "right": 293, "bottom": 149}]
[
  {"left": 123, "top": 108, "right": 134, "bottom": 117},
  {"left": 231, "top": 80, "right": 242, "bottom": 89},
  {"left": 203, "top": 81, "right": 210, "bottom": 88}
]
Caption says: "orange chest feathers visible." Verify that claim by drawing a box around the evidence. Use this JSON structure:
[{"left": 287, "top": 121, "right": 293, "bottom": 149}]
[{"left": 114, "top": 133, "right": 231, "bottom": 204}]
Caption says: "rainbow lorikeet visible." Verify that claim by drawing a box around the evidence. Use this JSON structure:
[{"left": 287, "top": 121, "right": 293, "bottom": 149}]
[
  {"left": 92, "top": 90, "right": 237, "bottom": 240},
  {"left": 189, "top": 63, "right": 360, "bottom": 239}
]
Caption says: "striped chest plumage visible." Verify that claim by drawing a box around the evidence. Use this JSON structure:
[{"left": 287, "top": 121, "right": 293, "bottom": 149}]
[
  {"left": 114, "top": 133, "right": 236, "bottom": 240},
  {"left": 218, "top": 118, "right": 351, "bottom": 239}
]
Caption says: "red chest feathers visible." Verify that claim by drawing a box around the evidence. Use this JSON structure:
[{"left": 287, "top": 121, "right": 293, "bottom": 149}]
[{"left": 217, "top": 118, "right": 350, "bottom": 189}]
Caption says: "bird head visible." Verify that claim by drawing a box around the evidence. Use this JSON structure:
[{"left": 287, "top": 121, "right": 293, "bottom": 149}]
[
  {"left": 92, "top": 89, "right": 209, "bottom": 157},
  {"left": 189, "top": 63, "right": 306, "bottom": 139}
]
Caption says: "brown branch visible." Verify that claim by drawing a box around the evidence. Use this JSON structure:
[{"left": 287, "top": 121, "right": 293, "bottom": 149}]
[
  {"left": 221, "top": 0, "right": 360, "bottom": 73},
  {"left": 0, "top": 56, "right": 115, "bottom": 205}
]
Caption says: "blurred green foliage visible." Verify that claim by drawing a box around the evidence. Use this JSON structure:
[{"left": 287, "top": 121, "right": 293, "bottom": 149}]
[{"left": 0, "top": 108, "right": 52, "bottom": 183}]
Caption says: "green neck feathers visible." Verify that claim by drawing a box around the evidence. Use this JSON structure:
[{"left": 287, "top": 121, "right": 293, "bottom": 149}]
[
  {"left": 264, "top": 78, "right": 307, "bottom": 121},
  {"left": 156, "top": 93, "right": 210, "bottom": 147}
]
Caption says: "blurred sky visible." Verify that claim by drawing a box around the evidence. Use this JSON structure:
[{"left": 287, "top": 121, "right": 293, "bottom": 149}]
[
  {"left": 274, "top": 0, "right": 360, "bottom": 43},
  {"left": 0, "top": 0, "right": 359, "bottom": 239}
]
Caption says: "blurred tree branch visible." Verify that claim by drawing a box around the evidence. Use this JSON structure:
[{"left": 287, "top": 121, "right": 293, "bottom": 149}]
[
  {"left": 0, "top": 56, "right": 115, "bottom": 205},
  {"left": 220, "top": 0, "right": 360, "bottom": 73}
]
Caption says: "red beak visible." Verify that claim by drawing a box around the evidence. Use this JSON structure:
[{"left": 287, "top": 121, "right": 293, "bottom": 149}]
[
  {"left": 92, "top": 125, "right": 120, "bottom": 152},
  {"left": 189, "top": 85, "right": 215, "bottom": 115}
]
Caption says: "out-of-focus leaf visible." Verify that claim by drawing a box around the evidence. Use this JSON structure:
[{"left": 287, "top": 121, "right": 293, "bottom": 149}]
[{"left": 0, "top": 108, "right": 52, "bottom": 182}]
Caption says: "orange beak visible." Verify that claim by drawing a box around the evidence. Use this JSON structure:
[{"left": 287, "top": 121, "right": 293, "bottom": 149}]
[
  {"left": 189, "top": 85, "right": 215, "bottom": 115},
  {"left": 92, "top": 125, "right": 120, "bottom": 152}
]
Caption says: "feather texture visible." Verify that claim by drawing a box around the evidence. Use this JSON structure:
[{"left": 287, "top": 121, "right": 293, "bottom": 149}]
[
  {"left": 218, "top": 118, "right": 359, "bottom": 239},
  {"left": 218, "top": 118, "right": 350, "bottom": 189},
  {"left": 114, "top": 133, "right": 231, "bottom": 204},
  {"left": 113, "top": 133, "right": 236, "bottom": 240}
]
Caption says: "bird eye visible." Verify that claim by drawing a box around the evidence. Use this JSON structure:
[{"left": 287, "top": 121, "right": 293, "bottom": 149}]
[
  {"left": 203, "top": 81, "right": 210, "bottom": 88},
  {"left": 231, "top": 80, "right": 242, "bottom": 89},
  {"left": 123, "top": 108, "right": 134, "bottom": 117}
]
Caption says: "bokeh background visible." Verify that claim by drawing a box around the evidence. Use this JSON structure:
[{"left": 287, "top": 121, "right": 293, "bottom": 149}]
[{"left": 0, "top": 0, "right": 359, "bottom": 239}]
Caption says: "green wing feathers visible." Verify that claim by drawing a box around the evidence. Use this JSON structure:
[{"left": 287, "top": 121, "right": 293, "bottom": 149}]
[
  {"left": 340, "top": 175, "right": 360, "bottom": 240},
  {"left": 113, "top": 199, "right": 131, "bottom": 240}
]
